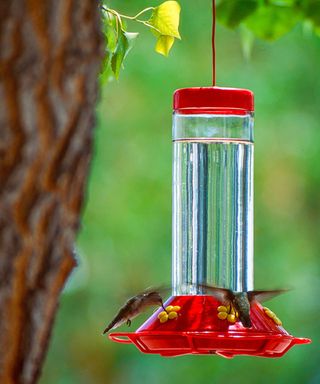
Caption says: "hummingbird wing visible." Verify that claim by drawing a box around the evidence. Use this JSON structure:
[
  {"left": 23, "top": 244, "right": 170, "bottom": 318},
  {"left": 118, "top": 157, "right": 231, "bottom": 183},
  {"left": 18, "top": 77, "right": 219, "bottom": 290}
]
[
  {"left": 140, "top": 285, "right": 171, "bottom": 297},
  {"left": 198, "top": 284, "right": 234, "bottom": 303},
  {"left": 247, "top": 289, "right": 289, "bottom": 303}
]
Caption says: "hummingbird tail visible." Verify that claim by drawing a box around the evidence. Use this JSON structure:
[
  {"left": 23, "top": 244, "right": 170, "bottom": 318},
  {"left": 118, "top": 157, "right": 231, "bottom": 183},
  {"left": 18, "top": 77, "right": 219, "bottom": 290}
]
[
  {"left": 102, "top": 318, "right": 120, "bottom": 334},
  {"left": 102, "top": 316, "right": 127, "bottom": 334},
  {"left": 102, "top": 324, "right": 112, "bottom": 334}
]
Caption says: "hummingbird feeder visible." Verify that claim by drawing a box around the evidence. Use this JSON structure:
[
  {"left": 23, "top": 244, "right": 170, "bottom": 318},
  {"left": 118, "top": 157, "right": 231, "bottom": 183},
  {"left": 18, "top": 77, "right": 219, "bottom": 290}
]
[{"left": 108, "top": 1, "right": 310, "bottom": 357}]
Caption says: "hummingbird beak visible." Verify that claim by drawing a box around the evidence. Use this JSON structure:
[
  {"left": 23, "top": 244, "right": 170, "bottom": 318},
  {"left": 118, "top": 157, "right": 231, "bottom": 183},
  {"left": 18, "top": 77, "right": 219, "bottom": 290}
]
[{"left": 160, "top": 299, "right": 166, "bottom": 312}]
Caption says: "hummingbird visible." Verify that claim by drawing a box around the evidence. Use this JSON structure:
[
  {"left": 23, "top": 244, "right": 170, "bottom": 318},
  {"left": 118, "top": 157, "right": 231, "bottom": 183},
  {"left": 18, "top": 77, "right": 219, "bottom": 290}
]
[
  {"left": 200, "top": 284, "right": 288, "bottom": 328},
  {"left": 102, "top": 287, "right": 167, "bottom": 334}
]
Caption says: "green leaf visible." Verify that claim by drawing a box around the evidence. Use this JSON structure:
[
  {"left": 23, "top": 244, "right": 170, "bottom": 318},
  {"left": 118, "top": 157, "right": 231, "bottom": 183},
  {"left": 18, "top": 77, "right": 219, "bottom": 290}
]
[
  {"left": 99, "top": 55, "right": 114, "bottom": 84},
  {"left": 149, "top": 1, "right": 181, "bottom": 38},
  {"left": 102, "top": 12, "right": 118, "bottom": 53},
  {"left": 244, "top": 4, "right": 301, "bottom": 41},
  {"left": 155, "top": 35, "right": 175, "bottom": 56},
  {"left": 111, "top": 30, "right": 138, "bottom": 79},
  {"left": 124, "top": 31, "right": 139, "bottom": 43},
  {"left": 217, "top": 0, "right": 259, "bottom": 28},
  {"left": 100, "top": 11, "right": 119, "bottom": 83}
]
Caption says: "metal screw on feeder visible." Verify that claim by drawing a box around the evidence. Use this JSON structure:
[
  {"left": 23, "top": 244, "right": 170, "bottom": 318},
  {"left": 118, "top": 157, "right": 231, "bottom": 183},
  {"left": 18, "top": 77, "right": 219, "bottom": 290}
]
[{"left": 108, "top": 1, "right": 311, "bottom": 357}]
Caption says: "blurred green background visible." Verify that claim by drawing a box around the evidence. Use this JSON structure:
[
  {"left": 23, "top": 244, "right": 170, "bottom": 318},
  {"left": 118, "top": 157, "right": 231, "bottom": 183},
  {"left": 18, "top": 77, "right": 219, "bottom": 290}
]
[{"left": 41, "top": 1, "right": 320, "bottom": 383}]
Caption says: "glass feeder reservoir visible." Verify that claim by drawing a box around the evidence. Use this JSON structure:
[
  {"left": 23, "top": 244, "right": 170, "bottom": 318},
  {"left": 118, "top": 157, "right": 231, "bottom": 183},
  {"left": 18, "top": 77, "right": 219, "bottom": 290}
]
[
  {"left": 172, "top": 87, "right": 253, "bottom": 296},
  {"left": 109, "top": 87, "right": 310, "bottom": 357}
]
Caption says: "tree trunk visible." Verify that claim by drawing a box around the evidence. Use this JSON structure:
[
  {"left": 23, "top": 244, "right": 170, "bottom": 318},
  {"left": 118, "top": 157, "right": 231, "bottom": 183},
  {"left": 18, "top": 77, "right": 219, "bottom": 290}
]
[{"left": 0, "top": 1, "right": 103, "bottom": 383}]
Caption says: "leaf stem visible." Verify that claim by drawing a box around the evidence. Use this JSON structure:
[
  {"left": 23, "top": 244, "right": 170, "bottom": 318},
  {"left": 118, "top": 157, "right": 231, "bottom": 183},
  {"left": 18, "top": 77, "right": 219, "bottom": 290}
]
[
  {"left": 135, "top": 20, "right": 161, "bottom": 34},
  {"left": 102, "top": 6, "right": 154, "bottom": 22},
  {"left": 132, "top": 7, "right": 155, "bottom": 20},
  {"left": 102, "top": 7, "right": 124, "bottom": 31},
  {"left": 101, "top": 6, "right": 160, "bottom": 34}
]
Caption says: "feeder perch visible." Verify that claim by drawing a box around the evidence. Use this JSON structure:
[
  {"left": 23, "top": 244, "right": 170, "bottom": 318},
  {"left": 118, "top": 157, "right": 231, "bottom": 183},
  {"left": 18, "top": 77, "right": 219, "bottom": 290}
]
[{"left": 108, "top": 87, "right": 310, "bottom": 357}]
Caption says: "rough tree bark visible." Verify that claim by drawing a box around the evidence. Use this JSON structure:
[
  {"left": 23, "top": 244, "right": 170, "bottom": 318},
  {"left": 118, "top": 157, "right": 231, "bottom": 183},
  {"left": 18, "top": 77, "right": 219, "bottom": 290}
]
[{"left": 0, "top": 1, "right": 103, "bottom": 383}]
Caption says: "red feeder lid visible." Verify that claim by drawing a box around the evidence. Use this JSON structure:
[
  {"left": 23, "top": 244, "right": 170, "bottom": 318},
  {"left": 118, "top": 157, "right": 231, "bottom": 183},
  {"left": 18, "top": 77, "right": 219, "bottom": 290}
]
[
  {"left": 173, "top": 87, "right": 254, "bottom": 114},
  {"left": 109, "top": 295, "right": 310, "bottom": 358}
]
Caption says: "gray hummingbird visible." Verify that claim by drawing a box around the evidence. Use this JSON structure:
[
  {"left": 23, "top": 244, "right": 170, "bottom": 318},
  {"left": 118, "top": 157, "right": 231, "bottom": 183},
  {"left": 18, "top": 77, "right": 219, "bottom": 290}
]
[
  {"left": 103, "top": 288, "right": 167, "bottom": 334},
  {"left": 200, "top": 285, "right": 288, "bottom": 328}
]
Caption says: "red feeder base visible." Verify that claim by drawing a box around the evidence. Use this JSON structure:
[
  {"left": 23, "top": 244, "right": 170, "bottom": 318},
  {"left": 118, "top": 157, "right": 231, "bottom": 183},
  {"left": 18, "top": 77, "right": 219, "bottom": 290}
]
[{"left": 109, "top": 295, "right": 311, "bottom": 358}]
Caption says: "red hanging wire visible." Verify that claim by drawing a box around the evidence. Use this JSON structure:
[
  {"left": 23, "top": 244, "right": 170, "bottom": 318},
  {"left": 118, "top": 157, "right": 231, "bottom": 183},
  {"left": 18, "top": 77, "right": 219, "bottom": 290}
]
[{"left": 212, "top": 0, "right": 216, "bottom": 86}]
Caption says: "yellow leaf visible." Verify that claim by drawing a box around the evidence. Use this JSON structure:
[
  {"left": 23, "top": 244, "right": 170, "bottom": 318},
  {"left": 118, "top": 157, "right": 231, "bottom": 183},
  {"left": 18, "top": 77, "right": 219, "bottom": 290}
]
[
  {"left": 149, "top": 1, "right": 181, "bottom": 39},
  {"left": 155, "top": 35, "right": 175, "bottom": 56}
]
